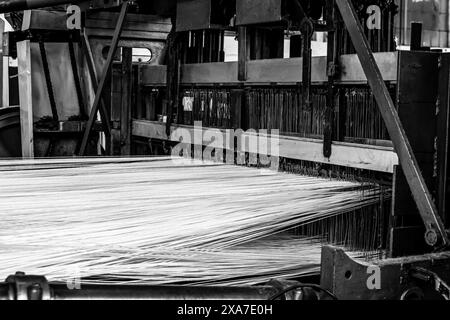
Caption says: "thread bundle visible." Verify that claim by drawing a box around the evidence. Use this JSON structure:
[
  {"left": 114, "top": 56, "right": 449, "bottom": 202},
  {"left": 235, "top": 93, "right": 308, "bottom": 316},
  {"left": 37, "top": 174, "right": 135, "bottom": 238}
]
[{"left": 0, "top": 157, "right": 383, "bottom": 286}]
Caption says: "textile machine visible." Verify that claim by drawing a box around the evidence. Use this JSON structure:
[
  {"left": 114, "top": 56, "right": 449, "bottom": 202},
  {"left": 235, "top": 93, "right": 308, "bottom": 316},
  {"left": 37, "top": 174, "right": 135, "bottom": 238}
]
[{"left": 0, "top": 0, "right": 450, "bottom": 300}]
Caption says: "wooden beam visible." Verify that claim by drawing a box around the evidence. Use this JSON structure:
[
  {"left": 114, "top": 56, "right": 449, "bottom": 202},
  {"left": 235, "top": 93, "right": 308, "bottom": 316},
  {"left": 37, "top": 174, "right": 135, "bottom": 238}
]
[
  {"left": 238, "top": 26, "right": 249, "bottom": 81},
  {"left": 17, "top": 40, "right": 34, "bottom": 158},
  {"left": 132, "top": 120, "right": 399, "bottom": 173}
]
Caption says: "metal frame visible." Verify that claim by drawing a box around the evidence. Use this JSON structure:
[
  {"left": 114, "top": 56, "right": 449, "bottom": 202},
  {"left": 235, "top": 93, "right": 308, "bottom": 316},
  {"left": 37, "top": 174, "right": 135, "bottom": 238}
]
[
  {"left": 79, "top": 1, "right": 129, "bottom": 156},
  {"left": 335, "top": 0, "right": 449, "bottom": 248}
]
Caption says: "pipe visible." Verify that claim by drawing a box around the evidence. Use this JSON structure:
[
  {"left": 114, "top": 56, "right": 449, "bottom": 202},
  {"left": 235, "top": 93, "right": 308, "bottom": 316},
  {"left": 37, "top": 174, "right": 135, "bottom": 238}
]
[
  {"left": 0, "top": 0, "right": 87, "bottom": 13},
  {"left": 50, "top": 284, "right": 279, "bottom": 300},
  {"left": 1, "top": 273, "right": 298, "bottom": 300},
  {"left": 0, "top": 283, "right": 280, "bottom": 300}
]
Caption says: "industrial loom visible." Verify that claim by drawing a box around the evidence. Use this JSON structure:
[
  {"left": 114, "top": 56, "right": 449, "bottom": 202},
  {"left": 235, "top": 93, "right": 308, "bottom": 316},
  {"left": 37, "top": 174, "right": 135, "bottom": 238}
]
[{"left": 0, "top": 0, "right": 449, "bottom": 300}]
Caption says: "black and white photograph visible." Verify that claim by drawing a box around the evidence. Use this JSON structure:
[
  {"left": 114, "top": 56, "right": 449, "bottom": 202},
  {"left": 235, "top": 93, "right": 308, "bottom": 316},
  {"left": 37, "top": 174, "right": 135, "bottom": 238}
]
[{"left": 0, "top": 0, "right": 449, "bottom": 308}]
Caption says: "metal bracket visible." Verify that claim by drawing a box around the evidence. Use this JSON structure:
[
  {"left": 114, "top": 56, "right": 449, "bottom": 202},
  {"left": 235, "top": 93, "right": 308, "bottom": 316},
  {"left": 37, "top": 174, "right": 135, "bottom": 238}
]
[{"left": 79, "top": 0, "right": 129, "bottom": 156}]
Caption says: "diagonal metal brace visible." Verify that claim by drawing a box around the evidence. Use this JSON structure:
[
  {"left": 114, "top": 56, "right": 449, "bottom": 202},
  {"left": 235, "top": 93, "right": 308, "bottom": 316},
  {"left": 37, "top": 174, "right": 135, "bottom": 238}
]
[
  {"left": 79, "top": 31, "right": 112, "bottom": 155},
  {"left": 335, "top": 0, "right": 449, "bottom": 248},
  {"left": 410, "top": 267, "right": 450, "bottom": 300},
  {"left": 78, "top": 1, "right": 129, "bottom": 156}
]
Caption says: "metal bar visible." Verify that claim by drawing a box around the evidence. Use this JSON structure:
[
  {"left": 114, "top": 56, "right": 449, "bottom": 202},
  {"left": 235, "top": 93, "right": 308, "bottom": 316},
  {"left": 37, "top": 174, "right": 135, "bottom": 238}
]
[
  {"left": 437, "top": 54, "right": 450, "bottom": 227},
  {"left": 38, "top": 41, "right": 58, "bottom": 122},
  {"left": 1, "top": 273, "right": 296, "bottom": 301},
  {"left": 68, "top": 35, "right": 86, "bottom": 118},
  {"left": 237, "top": 26, "right": 249, "bottom": 82},
  {"left": 50, "top": 284, "right": 278, "bottom": 300},
  {"left": 0, "top": 280, "right": 281, "bottom": 300},
  {"left": 133, "top": 120, "right": 399, "bottom": 173},
  {"left": 78, "top": 1, "right": 128, "bottom": 156},
  {"left": 139, "top": 53, "right": 399, "bottom": 86},
  {"left": 301, "top": 24, "right": 312, "bottom": 109},
  {"left": 336, "top": 0, "right": 449, "bottom": 248},
  {"left": 291, "top": 0, "right": 313, "bottom": 109},
  {"left": 324, "top": 0, "right": 337, "bottom": 158},
  {"left": 410, "top": 22, "right": 423, "bottom": 51},
  {"left": 0, "top": 19, "right": 4, "bottom": 108},
  {"left": 164, "top": 20, "right": 181, "bottom": 137}
]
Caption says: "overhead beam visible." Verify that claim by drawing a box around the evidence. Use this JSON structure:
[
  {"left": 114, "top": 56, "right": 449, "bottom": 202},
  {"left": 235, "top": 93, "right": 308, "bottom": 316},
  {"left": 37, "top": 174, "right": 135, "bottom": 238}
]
[{"left": 140, "top": 53, "right": 399, "bottom": 86}]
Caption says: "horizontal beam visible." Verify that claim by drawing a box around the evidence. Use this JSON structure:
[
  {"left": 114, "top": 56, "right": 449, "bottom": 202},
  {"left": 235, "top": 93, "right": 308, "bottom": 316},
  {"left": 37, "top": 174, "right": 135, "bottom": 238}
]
[
  {"left": 141, "top": 52, "right": 398, "bottom": 86},
  {"left": 21, "top": 10, "right": 171, "bottom": 41},
  {"left": 0, "top": 0, "right": 86, "bottom": 13},
  {"left": 132, "top": 120, "right": 398, "bottom": 173}
]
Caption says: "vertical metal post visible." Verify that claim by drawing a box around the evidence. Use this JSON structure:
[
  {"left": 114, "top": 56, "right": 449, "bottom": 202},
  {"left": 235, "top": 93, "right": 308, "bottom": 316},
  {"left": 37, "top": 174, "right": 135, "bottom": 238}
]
[
  {"left": 164, "top": 18, "right": 182, "bottom": 137},
  {"left": 336, "top": 0, "right": 449, "bottom": 248},
  {"left": 238, "top": 26, "right": 249, "bottom": 82},
  {"left": 17, "top": 40, "right": 34, "bottom": 158},
  {"left": 0, "top": 19, "right": 4, "bottom": 108},
  {"left": 324, "top": 0, "right": 337, "bottom": 158}
]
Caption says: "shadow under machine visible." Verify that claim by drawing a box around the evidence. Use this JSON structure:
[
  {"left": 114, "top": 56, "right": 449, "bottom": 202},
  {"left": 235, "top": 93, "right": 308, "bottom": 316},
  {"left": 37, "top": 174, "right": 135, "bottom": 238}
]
[{"left": 1, "top": 0, "right": 450, "bottom": 300}]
